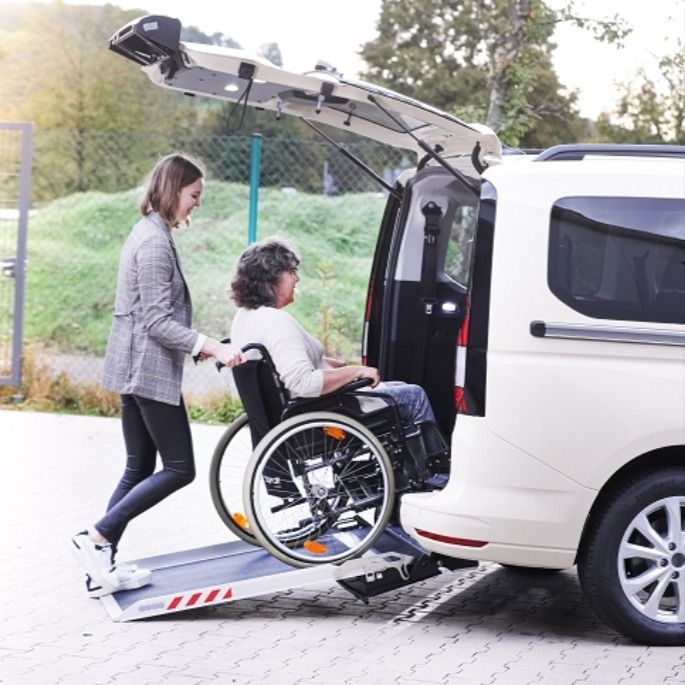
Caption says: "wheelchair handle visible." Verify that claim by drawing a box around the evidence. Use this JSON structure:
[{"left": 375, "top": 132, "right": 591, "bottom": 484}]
[{"left": 214, "top": 340, "right": 273, "bottom": 372}]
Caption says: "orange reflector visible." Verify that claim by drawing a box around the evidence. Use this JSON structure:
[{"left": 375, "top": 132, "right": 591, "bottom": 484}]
[
  {"left": 323, "top": 426, "right": 346, "bottom": 441},
  {"left": 415, "top": 528, "right": 487, "bottom": 547},
  {"left": 303, "top": 540, "right": 328, "bottom": 554},
  {"left": 232, "top": 512, "right": 250, "bottom": 530}
]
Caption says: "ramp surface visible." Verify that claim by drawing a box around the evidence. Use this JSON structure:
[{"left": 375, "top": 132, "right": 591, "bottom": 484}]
[{"left": 101, "top": 526, "right": 427, "bottom": 621}]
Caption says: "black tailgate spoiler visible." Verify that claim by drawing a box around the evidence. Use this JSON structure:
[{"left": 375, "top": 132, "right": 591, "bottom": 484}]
[{"left": 108, "top": 15, "right": 181, "bottom": 67}]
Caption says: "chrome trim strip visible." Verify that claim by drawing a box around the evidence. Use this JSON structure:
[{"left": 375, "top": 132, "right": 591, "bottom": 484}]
[{"left": 530, "top": 321, "right": 685, "bottom": 347}]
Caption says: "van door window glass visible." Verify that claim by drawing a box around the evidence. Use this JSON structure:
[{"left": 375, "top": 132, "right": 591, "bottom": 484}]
[
  {"left": 445, "top": 203, "right": 478, "bottom": 287},
  {"left": 549, "top": 197, "right": 685, "bottom": 324}
]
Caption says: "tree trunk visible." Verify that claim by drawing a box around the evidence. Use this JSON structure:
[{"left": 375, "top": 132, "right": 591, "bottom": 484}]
[{"left": 486, "top": 0, "right": 531, "bottom": 131}]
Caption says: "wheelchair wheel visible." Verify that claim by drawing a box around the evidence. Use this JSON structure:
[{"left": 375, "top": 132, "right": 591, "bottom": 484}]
[
  {"left": 244, "top": 411, "right": 395, "bottom": 567},
  {"left": 209, "top": 413, "right": 258, "bottom": 545}
]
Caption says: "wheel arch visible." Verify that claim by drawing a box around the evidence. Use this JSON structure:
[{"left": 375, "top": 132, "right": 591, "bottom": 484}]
[{"left": 575, "top": 444, "right": 685, "bottom": 565}]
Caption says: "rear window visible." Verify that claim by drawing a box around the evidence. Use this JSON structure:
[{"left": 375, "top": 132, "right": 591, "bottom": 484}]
[
  {"left": 444, "top": 203, "right": 478, "bottom": 287},
  {"left": 548, "top": 197, "right": 685, "bottom": 324}
]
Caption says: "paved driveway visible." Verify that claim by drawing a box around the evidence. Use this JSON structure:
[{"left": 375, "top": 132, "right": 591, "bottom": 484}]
[{"left": 0, "top": 410, "right": 682, "bottom": 685}]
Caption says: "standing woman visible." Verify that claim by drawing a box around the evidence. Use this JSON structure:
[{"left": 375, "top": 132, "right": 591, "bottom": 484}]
[{"left": 70, "top": 153, "right": 242, "bottom": 597}]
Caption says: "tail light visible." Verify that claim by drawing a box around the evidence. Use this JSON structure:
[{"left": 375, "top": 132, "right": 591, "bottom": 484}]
[{"left": 454, "top": 291, "right": 471, "bottom": 413}]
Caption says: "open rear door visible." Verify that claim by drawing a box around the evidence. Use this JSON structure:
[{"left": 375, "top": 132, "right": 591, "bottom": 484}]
[{"left": 108, "top": 15, "right": 501, "bottom": 175}]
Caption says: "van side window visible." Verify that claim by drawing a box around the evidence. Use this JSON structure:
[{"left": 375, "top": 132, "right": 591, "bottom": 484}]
[
  {"left": 548, "top": 197, "right": 685, "bottom": 324},
  {"left": 445, "top": 204, "right": 478, "bottom": 288}
]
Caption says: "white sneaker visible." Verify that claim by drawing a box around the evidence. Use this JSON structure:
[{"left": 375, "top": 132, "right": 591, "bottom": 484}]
[
  {"left": 85, "top": 565, "right": 152, "bottom": 598},
  {"left": 70, "top": 530, "right": 115, "bottom": 582},
  {"left": 118, "top": 560, "right": 139, "bottom": 572},
  {"left": 71, "top": 530, "right": 152, "bottom": 597}
]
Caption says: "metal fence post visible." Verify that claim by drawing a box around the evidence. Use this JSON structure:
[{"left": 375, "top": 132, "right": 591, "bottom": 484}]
[
  {"left": 248, "top": 133, "right": 262, "bottom": 244},
  {"left": 0, "top": 121, "right": 32, "bottom": 395}
]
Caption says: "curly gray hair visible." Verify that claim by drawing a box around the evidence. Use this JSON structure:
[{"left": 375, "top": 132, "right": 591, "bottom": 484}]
[{"left": 230, "top": 238, "right": 300, "bottom": 309}]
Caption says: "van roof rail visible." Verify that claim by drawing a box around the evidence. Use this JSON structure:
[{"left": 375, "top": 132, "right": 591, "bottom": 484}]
[
  {"left": 536, "top": 144, "right": 685, "bottom": 161},
  {"left": 501, "top": 146, "right": 543, "bottom": 156}
]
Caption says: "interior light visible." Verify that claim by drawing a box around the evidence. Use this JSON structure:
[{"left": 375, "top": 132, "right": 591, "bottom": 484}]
[
  {"left": 224, "top": 83, "right": 240, "bottom": 92},
  {"left": 441, "top": 302, "right": 457, "bottom": 313}
]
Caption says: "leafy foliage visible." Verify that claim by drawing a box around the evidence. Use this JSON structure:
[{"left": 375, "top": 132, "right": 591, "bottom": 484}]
[
  {"left": 0, "top": 3, "right": 201, "bottom": 200},
  {"left": 615, "top": 44, "right": 684, "bottom": 144},
  {"left": 359, "top": 0, "right": 631, "bottom": 147}
]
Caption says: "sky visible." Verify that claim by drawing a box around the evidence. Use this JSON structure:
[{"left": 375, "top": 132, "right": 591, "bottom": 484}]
[{"left": 6, "top": 0, "right": 684, "bottom": 120}]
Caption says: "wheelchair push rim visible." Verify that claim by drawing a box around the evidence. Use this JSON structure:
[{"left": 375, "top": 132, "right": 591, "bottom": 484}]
[
  {"left": 244, "top": 411, "right": 396, "bottom": 567},
  {"left": 209, "top": 413, "right": 259, "bottom": 545}
]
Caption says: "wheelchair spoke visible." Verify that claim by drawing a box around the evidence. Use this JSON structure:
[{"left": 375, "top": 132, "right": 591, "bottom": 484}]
[{"left": 246, "top": 413, "right": 395, "bottom": 566}]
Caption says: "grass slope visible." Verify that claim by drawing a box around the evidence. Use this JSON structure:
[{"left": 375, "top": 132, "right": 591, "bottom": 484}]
[{"left": 25, "top": 181, "right": 386, "bottom": 358}]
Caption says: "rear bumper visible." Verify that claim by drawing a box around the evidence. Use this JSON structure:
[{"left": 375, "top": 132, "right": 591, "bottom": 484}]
[
  {"left": 401, "top": 495, "right": 577, "bottom": 568},
  {"left": 399, "top": 419, "right": 597, "bottom": 568}
]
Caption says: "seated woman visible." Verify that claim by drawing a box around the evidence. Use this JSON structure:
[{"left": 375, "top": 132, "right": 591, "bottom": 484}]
[{"left": 229, "top": 237, "right": 446, "bottom": 485}]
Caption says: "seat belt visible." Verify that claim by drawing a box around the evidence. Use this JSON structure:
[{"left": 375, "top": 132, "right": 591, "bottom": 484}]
[{"left": 414, "top": 201, "right": 442, "bottom": 380}]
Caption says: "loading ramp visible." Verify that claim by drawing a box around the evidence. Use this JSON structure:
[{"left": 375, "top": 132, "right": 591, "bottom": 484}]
[{"left": 101, "top": 526, "right": 476, "bottom": 622}]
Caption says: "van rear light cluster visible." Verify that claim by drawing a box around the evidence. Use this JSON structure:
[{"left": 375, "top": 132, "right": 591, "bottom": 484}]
[
  {"left": 454, "top": 292, "right": 471, "bottom": 412},
  {"left": 415, "top": 528, "right": 487, "bottom": 547}
]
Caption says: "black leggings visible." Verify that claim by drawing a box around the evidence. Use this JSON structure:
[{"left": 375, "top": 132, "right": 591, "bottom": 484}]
[{"left": 95, "top": 394, "right": 195, "bottom": 546}]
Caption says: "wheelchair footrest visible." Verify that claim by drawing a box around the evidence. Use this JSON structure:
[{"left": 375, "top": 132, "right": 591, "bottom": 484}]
[{"left": 337, "top": 552, "right": 477, "bottom": 602}]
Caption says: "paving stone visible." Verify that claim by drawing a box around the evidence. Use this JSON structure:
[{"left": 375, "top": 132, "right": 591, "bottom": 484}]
[{"left": 2, "top": 410, "right": 684, "bottom": 685}]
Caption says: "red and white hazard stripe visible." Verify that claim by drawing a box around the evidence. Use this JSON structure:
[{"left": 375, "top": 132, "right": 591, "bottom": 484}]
[{"left": 166, "top": 585, "right": 233, "bottom": 611}]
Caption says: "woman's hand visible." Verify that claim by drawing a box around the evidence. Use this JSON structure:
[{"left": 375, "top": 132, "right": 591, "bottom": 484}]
[
  {"left": 321, "top": 364, "right": 379, "bottom": 394},
  {"left": 202, "top": 338, "right": 243, "bottom": 367},
  {"left": 354, "top": 365, "right": 380, "bottom": 387}
]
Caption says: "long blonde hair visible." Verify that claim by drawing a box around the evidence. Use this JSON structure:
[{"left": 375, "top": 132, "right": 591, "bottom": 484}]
[{"left": 139, "top": 153, "right": 205, "bottom": 227}]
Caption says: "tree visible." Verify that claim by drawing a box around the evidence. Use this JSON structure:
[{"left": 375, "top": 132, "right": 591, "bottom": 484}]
[
  {"left": 0, "top": 3, "right": 202, "bottom": 199},
  {"left": 181, "top": 25, "right": 241, "bottom": 49},
  {"left": 359, "top": 0, "right": 629, "bottom": 147},
  {"left": 611, "top": 44, "right": 685, "bottom": 144},
  {"left": 259, "top": 42, "right": 283, "bottom": 67}
]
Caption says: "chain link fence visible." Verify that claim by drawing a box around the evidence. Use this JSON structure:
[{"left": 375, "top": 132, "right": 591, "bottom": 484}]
[
  {"left": 31, "top": 130, "right": 412, "bottom": 201},
  {"left": 21, "top": 129, "right": 412, "bottom": 411}
]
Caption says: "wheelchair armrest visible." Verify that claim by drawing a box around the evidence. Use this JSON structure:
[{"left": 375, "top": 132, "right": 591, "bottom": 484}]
[
  {"left": 288, "top": 377, "right": 373, "bottom": 409},
  {"left": 334, "top": 377, "right": 374, "bottom": 394}
]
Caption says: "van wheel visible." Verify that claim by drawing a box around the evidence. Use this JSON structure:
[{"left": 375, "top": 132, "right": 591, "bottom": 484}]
[{"left": 577, "top": 467, "right": 685, "bottom": 645}]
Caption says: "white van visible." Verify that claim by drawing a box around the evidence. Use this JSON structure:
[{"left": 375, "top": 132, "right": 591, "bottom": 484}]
[
  {"left": 397, "top": 154, "right": 685, "bottom": 646},
  {"left": 110, "top": 15, "right": 685, "bottom": 645}
]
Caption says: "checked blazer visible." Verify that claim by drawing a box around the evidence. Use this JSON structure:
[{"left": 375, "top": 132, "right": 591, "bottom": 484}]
[{"left": 102, "top": 212, "right": 199, "bottom": 405}]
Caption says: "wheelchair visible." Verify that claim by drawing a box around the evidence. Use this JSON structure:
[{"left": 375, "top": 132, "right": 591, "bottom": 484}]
[{"left": 209, "top": 343, "right": 449, "bottom": 568}]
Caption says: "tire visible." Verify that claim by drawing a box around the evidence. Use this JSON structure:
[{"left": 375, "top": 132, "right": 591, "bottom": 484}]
[
  {"left": 577, "top": 467, "right": 685, "bottom": 645},
  {"left": 244, "top": 411, "right": 395, "bottom": 567},
  {"left": 209, "top": 413, "right": 258, "bottom": 545}
]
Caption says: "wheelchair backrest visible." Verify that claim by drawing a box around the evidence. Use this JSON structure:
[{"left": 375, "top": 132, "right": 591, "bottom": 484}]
[{"left": 232, "top": 344, "right": 290, "bottom": 448}]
